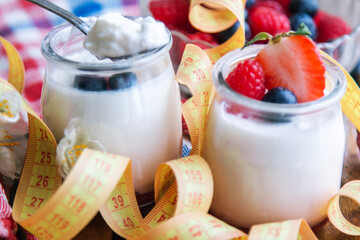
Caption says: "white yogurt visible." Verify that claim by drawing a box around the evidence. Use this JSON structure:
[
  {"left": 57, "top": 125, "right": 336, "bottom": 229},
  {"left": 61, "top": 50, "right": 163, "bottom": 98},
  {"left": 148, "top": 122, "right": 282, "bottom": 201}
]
[
  {"left": 202, "top": 99, "right": 345, "bottom": 228},
  {"left": 83, "top": 13, "right": 168, "bottom": 59},
  {"left": 42, "top": 50, "right": 182, "bottom": 194}
]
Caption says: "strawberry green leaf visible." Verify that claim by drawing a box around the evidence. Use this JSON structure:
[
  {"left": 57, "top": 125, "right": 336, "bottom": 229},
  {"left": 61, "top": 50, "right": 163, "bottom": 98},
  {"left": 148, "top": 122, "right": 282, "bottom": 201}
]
[{"left": 242, "top": 32, "right": 272, "bottom": 49}]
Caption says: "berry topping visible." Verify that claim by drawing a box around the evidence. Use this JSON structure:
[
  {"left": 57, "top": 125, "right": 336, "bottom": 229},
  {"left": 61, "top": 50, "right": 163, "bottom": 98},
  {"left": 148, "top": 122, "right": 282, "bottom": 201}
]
[
  {"left": 250, "top": 1, "right": 286, "bottom": 14},
  {"left": 108, "top": 72, "right": 137, "bottom": 90},
  {"left": 289, "top": 0, "right": 319, "bottom": 17},
  {"left": 245, "top": 21, "right": 252, "bottom": 41},
  {"left": 149, "top": 0, "right": 195, "bottom": 32},
  {"left": 255, "top": 31, "right": 325, "bottom": 103},
  {"left": 350, "top": 60, "right": 360, "bottom": 86},
  {"left": 74, "top": 75, "right": 107, "bottom": 91},
  {"left": 187, "top": 32, "right": 218, "bottom": 49},
  {"left": 273, "top": 0, "right": 291, "bottom": 15},
  {"left": 313, "top": 10, "right": 328, "bottom": 26},
  {"left": 225, "top": 58, "right": 266, "bottom": 100},
  {"left": 316, "top": 13, "right": 352, "bottom": 43},
  {"left": 246, "top": 0, "right": 256, "bottom": 8},
  {"left": 290, "top": 13, "right": 317, "bottom": 40},
  {"left": 262, "top": 87, "right": 298, "bottom": 103},
  {"left": 248, "top": 6, "right": 290, "bottom": 38},
  {"left": 218, "top": 21, "right": 240, "bottom": 44}
]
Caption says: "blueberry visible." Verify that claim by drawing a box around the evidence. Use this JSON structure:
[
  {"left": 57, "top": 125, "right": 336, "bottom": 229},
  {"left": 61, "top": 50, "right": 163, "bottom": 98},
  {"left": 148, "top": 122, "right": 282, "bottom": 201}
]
[
  {"left": 262, "top": 87, "right": 298, "bottom": 104},
  {"left": 245, "top": 21, "right": 251, "bottom": 41},
  {"left": 218, "top": 21, "right": 240, "bottom": 44},
  {"left": 350, "top": 60, "right": 360, "bottom": 86},
  {"left": 108, "top": 72, "right": 137, "bottom": 90},
  {"left": 246, "top": 0, "right": 256, "bottom": 9},
  {"left": 290, "top": 13, "right": 317, "bottom": 40},
  {"left": 74, "top": 75, "right": 107, "bottom": 91},
  {"left": 245, "top": 9, "right": 248, "bottom": 20},
  {"left": 289, "top": 0, "right": 319, "bottom": 17}
]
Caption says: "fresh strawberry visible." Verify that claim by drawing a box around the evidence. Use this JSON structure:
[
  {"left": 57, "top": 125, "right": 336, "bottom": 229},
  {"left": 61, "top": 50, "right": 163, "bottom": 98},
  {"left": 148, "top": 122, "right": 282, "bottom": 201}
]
[
  {"left": 250, "top": 0, "right": 285, "bottom": 14},
  {"left": 225, "top": 58, "right": 266, "bottom": 100},
  {"left": 316, "top": 13, "right": 352, "bottom": 43},
  {"left": 248, "top": 6, "right": 290, "bottom": 38},
  {"left": 255, "top": 35, "right": 325, "bottom": 102},
  {"left": 149, "top": 0, "right": 195, "bottom": 32}
]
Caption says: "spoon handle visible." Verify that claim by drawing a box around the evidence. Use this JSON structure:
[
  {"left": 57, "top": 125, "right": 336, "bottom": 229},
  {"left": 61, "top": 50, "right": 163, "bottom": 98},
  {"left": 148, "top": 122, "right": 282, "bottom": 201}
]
[{"left": 26, "top": 0, "right": 91, "bottom": 35}]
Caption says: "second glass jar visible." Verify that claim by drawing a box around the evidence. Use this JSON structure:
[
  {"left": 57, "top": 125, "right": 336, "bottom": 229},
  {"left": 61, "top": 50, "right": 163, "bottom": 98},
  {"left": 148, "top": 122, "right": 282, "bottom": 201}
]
[{"left": 202, "top": 45, "right": 347, "bottom": 228}]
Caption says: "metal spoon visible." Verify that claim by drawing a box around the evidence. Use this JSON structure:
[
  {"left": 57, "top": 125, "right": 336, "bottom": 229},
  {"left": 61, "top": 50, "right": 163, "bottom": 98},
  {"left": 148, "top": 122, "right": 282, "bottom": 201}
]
[
  {"left": 26, "top": 0, "right": 167, "bottom": 60},
  {"left": 26, "top": 0, "right": 91, "bottom": 35}
]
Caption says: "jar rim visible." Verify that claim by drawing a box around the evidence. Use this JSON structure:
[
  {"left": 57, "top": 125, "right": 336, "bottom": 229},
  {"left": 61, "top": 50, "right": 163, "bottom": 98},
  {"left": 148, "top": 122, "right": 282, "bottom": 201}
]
[
  {"left": 212, "top": 44, "right": 347, "bottom": 115},
  {"left": 40, "top": 16, "right": 173, "bottom": 72}
]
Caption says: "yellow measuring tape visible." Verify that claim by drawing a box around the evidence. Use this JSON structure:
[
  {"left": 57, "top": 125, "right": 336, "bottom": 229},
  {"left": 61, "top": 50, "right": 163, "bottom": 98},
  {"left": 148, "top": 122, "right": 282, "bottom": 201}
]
[
  {"left": 0, "top": 0, "right": 360, "bottom": 238},
  {"left": 189, "top": 0, "right": 246, "bottom": 64}
]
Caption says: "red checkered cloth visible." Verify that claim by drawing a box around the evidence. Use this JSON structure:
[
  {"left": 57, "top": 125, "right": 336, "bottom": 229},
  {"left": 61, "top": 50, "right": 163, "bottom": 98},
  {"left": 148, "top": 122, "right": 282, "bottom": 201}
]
[
  {"left": 0, "top": 182, "right": 16, "bottom": 239},
  {"left": 0, "top": 1, "right": 140, "bottom": 239}
]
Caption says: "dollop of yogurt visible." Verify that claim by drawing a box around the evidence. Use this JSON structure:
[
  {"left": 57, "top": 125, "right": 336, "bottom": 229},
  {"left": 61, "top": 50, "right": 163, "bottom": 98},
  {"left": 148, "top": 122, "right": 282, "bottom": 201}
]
[{"left": 83, "top": 13, "right": 169, "bottom": 59}]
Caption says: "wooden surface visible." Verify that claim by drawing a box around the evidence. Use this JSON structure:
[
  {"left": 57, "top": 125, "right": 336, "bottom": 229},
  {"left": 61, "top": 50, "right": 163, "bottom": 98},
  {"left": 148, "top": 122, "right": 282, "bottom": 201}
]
[
  {"left": 75, "top": 153, "right": 360, "bottom": 240},
  {"left": 313, "top": 153, "right": 360, "bottom": 240}
]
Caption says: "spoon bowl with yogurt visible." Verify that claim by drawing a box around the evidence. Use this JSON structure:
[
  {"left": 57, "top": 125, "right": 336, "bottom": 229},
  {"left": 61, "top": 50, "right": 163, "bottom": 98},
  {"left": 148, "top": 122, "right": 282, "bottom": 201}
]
[{"left": 26, "top": 0, "right": 169, "bottom": 60}]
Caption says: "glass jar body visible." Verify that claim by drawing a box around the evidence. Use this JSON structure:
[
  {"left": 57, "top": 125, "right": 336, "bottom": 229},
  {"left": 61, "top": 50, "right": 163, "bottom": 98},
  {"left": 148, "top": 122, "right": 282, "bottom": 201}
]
[
  {"left": 41, "top": 21, "right": 183, "bottom": 205},
  {"left": 202, "top": 45, "right": 347, "bottom": 228}
]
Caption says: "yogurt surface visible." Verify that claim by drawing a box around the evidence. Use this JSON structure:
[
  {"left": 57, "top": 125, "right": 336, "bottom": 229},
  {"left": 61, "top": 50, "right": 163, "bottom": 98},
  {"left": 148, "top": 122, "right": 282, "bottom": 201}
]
[{"left": 83, "top": 13, "right": 168, "bottom": 59}]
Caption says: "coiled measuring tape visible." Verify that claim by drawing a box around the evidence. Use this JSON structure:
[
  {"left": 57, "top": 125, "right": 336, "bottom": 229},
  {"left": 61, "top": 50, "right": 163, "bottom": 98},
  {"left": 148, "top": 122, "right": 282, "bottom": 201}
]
[{"left": 1, "top": 0, "right": 360, "bottom": 238}]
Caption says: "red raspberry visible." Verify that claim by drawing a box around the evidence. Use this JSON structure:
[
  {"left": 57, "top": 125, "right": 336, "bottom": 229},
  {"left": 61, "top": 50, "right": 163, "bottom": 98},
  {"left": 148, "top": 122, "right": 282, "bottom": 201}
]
[
  {"left": 316, "top": 13, "right": 352, "bottom": 43},
  {"left": 272, "top": 0, "right": 291, "bottom": 15},
  {"left": 181, "top": 99, "right": 189, "bottom": 135},
  {"left": 187, "top": 32, "right": 218, "bottom": 49},
  {"left": 225, "top": 59, "right": 266, "bottom": 100},
  {"left": 250, "top": 0, "right": 285, "bottom": 14},
  {"left": 248, "top": 7, "right": 290, "bottom": 38},
  {"left": 178, "top": 32, "right": 217, "bottom": 58},
  {"left": 313, "top": 10, "right": 329, "bottom": 26},
  {"left": 149, "top": 0, "right": 195, "bottom": 32}
]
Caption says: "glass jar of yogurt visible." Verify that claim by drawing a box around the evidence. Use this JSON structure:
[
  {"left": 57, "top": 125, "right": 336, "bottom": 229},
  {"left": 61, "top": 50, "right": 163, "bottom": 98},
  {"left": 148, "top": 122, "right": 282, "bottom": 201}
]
[
  {"left": 40, "top": 18, "right": 182, "bottom": 205},
  {"left": 202, "top": 45, "right": 347, "bottom": 228}
]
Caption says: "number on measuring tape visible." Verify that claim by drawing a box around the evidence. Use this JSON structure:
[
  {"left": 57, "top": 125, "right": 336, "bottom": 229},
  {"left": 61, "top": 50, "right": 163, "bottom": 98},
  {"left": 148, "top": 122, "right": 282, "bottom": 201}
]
[
  {"left": 82, "top": 174, "right": 102, "bottom": 192},
  {"left": 30, "top": 197, "right": 44, "bottom": 208},
  {"left": 123, "top": 217, "right": 135, "bottom": 228},
  {"left": 189, "top": 224, "right": 202, "bottom": 237},
  {"left": 39, "top": 128, "right": 49, "bottom": 141},
  {"left": 268, "top": 227, "right": 281, "bottom": 237},
  {"left": 188, "top": 192, "right": 203, "bottom": 206},
  {"left": 94, "top": 158, "right": 112, "bottom": 173},
  {"left": 35, "top": 175, "right": 49, "bottom": 187},
  {"left": 50, "top": 213, "right": 70, "bottom": 230},
  {"left": 185, "top": 170, "right": 203, "bottom": 181},
  {"left": 209, "top": 219, "right": 222, "bottom": 228},
  {"left": 112, "top": 195, "right": 124, "bottom": 209},
  {"left": 182, "top": 57, "right": 194, "bottom": 67},
  {"left": 40, "top": 151, "right": 52, "bottom": 164},
  {"left": 68, "top": 195, "right": 87, "bottom": 214},
  {"left": 157, "top": 214, "right": 167, "bottom": 223},
  {"left": 171, "top": 195, "right": 177, "bottom": 205},
  {"left": 193, "top": 69, "right": 205, "bottom": 80},
  {"left": 34, "top": 226, "right": 54, "bottom": 240}
]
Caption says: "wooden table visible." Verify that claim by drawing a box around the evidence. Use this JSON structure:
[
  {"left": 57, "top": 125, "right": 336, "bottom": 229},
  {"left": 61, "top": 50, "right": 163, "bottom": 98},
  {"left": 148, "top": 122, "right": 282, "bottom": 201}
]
[{"left": 74, "top": 153, "right": 360, "bottom": 240}]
